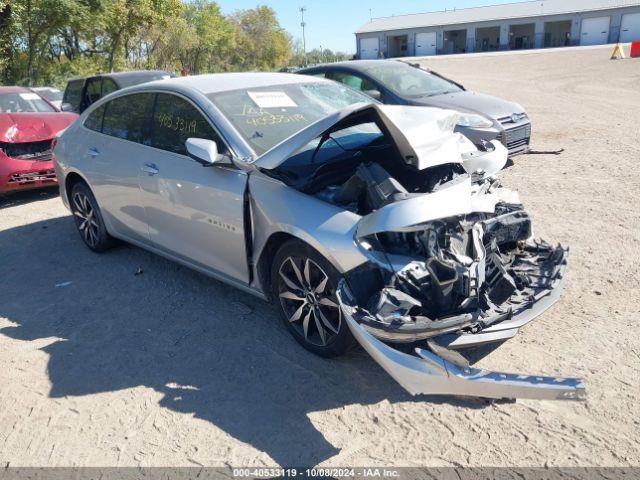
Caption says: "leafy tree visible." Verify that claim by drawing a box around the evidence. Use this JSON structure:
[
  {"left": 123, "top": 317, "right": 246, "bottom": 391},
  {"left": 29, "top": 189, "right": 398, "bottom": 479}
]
[
  {"left": 229, "top": 6, "right": 291, "bottom": 71},
  {"left": 0, "top": 0, "right": 294, "bottom": 87}
]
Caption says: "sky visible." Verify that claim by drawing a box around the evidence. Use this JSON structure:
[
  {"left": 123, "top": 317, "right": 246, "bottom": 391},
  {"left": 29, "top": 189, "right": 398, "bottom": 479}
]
[{"left": 215, "top": 0, "right": 519, "bottom": 53}]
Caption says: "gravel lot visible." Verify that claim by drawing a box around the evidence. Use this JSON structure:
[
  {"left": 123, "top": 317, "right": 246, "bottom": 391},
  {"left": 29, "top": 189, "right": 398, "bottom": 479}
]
[{"left": 1, "top": 45, "right": 639, "bottom": 468}]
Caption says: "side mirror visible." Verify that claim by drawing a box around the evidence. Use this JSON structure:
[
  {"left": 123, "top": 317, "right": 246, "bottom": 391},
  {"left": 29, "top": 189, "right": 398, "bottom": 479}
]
[
  {"left": 364, "top": 89, "right": 382, "bottom": 101},
  {"left": 185, "top": 138, "right": 223, "bottom": 166},
  {"left": 60, "top": 102, "right": 74, "bottom": 112}
]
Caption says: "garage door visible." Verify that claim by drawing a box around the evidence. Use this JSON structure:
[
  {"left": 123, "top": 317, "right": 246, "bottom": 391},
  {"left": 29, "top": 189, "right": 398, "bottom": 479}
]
[
  {"left": 620, "top": 12, "right": 640, "bottom": 43},
  {"left": 359, "top": 37, "right": 379, "bottom": 59},
  {"left": 415, "top": 32, "right": 437, "bottom": 56},
  {"left": 581, "top": 16, "right": 610, "bottom": 45}
]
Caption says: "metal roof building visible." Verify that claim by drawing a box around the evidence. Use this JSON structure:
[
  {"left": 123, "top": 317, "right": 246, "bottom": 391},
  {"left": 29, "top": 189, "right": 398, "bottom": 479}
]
[{"left": 355, "top": 0, "right": 640, "bottom": 58}]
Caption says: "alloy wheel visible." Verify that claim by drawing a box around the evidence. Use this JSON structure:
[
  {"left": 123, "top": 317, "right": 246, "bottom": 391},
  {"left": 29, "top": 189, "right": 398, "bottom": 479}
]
[
  {"left": 277, "top": 256, "right": 342, "bottom": 347},
  {"left": 72, "top": 191, "right": 100, "bottom": 248}
]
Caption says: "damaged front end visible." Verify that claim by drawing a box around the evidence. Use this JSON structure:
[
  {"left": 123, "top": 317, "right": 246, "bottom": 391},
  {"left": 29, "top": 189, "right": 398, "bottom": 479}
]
[
  {"left": 336, "top": 172, "right": 584, "bottom": 400},
  {"left": 259, "top": 104, "right": 585, "bottom": 400}
]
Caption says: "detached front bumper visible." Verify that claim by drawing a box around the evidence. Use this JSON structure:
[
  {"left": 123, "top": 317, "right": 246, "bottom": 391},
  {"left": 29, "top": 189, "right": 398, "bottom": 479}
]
[{"left": 338, "top": 281, "right": 585, "bottom": 401}]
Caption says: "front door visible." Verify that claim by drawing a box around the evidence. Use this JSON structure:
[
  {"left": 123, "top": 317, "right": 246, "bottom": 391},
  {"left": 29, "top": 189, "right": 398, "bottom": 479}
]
[{"left": 138, "top": 93, "right": 249, "bottom": 283}]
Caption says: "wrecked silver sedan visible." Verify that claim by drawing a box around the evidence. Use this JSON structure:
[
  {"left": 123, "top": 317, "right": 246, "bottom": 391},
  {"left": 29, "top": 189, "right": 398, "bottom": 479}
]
[{"left": 54, "top": 73, "right": 584, "bottom": 401}]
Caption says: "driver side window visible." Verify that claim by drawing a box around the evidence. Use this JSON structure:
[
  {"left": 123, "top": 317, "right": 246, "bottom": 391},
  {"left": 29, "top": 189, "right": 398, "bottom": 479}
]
[
  {"left": 330, "top": 71, "right": 376, "bottom": 92},
  {"left": 151, "top": 93, "right": 227, "bottom": 156}
]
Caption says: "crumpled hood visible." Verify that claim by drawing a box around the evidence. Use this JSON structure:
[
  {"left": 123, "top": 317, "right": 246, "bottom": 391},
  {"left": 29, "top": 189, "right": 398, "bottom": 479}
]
[
  {"left": 413, "top": 90, "right": 524, "bottom": 120},
  {"left": 356, "top": 176, "right": 520, "bottom": 238},
  {"left": 254, "top": 103, "right": 506, "bottom": 172},
  {"left": 0, "top": 112, "right": 78, "bottom": 143}
]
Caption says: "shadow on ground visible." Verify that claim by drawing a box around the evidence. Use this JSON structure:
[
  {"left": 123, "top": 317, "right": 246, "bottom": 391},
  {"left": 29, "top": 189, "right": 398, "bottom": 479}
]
[
  {"left": 0, "top": 186, "right": 59, "bottom": 209},
  {"left": 0, "top": 216, "right": 490, "bottom": 466}
]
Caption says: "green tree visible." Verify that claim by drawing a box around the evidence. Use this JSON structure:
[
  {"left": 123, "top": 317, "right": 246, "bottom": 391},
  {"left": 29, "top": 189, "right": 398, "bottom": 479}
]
[
  {"left": 229, "top": 6, "right": 291, "bottom": 71},
  {"left": 100, "top": 0, "right": 181, "bottom": 72},
  {"left": 0, "top": 0, "right": 294, "bottom": 86}
]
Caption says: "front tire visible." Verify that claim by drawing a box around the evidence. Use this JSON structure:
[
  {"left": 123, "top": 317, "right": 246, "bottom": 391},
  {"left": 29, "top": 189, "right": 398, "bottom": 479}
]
[
  {"left": 271, "top": 239, "right": 354, "bottom": 358},
  {"left": 70, "top": 182, "right": 115, "bottom": 253}
]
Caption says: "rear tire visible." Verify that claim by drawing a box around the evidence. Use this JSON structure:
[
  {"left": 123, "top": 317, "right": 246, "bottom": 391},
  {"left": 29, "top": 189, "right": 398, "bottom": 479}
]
[
  {"left": 70, "top": 182, "right": 115, "bottom": 253},
  {"left": 271, "top": 239, "right": 354, "bottom": 358}
]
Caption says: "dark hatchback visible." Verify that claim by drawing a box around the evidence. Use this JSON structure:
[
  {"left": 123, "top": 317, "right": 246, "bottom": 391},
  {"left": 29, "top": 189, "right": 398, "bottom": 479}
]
[
  {"left": 62, "top": 70, "right": 175, "bottom": 114},
  {"left": 298, "top": 60, "right": 532, "bottom": 156}
]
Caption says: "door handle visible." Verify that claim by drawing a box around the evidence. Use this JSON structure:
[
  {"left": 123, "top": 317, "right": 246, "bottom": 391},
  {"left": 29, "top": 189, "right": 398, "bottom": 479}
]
[
  {"left": 142, "top": 163, "right": 159, "bottom": 175},
  {"left": 87, "top": 147, "right": 100, "bottom": 158}
]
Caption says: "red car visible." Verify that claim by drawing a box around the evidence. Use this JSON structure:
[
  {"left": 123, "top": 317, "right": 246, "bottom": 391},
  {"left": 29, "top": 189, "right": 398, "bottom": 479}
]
[{"left": 0, "top": 86, "right": 77, "bottom": 193}]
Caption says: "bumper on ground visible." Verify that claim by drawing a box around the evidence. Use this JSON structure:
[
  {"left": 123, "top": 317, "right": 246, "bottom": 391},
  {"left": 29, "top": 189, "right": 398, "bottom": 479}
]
[{"left": 338, "top": 279, "right": 585, "bottom": 401}]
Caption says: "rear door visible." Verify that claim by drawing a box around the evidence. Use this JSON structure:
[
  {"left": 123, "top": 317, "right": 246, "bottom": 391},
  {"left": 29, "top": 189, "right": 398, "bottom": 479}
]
[
  {"left": 138, "top": 92, "right": 249, "bottom": 283},
  {"left": 84, "top": 92, "right": 155, "bottom": 243}
]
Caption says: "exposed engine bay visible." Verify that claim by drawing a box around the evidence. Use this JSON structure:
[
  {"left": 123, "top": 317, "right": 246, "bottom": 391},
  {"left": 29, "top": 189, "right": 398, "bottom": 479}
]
[
  {"left": 261, "top": 104, "right": 582, "bottom": 400},
  {"left": 309, "top": 160, "right": 566, "bottom": 344},
  {"left": 268, "top": 121, "right": 566, "bottom": 345}
]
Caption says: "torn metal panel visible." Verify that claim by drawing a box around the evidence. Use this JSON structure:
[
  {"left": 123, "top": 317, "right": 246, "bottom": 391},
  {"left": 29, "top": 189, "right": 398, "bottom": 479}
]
[
  {"left": 339, "top": 282, "right": 585, "bottom": 401},
  {"left": 356, "top": 176, "right": 473, "bottom": 238}
]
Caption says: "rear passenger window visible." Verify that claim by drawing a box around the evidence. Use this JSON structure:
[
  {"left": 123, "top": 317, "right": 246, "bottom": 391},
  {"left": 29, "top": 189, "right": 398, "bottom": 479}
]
[
  {"left": 84, "top": 78, "right": 102, "bottom": 106},
  {"left": 101, "top": 78, "right": 118, "bottom": 96},
  {"left": 63, "top": 80, "right": 84, "bottom": 109},
  {"left": 84, "top": 105, "right": 105, "bottom": 132},
  {"left": 102, "top": 93, "right": 154, "bottom": 144},
  {"left": 151, "top": 93, "right": 224, "bottom": 156}
]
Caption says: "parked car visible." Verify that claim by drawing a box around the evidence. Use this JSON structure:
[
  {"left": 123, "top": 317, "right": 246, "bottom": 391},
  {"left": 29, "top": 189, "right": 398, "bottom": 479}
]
[
  {"left": 31, "top": 87, "right": 64, "bottom": 109},
  {"left": 61, "top": 70, "right": 174, "bottom": 114},
  {"left": 53, "top": 73, "right": 583, "bottom": 400},
  {"left": 298, "top": 60, "right": 531, "bottom": 156},
  {"left": 0, "top": 86, "right": 77, "bottom": 194}
]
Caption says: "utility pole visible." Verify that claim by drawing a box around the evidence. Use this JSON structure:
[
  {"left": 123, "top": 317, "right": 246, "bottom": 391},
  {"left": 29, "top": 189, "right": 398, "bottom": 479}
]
[
  {"left": 320, "top": 44, "right": 323, "bottom": 63},
  {"left": 300, "top": 6, "right": 307, "bottom": 66}
]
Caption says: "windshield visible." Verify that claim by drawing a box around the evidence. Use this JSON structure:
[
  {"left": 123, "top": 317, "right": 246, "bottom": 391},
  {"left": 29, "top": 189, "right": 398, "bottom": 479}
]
[
  {"left": 274, "top": 121, "right": 388, "bottom": 185},
  {"left": 365, "top": 64, "right": 462, "bottom": 98},
  {"left": 33, "top": 88, "right": 63, "bottom": 103},
  {"left": 207, "top": 82, "right": 374, "bottom": 155},
  {"left": 0, "top": 92, "right": 56, "bottom": 113}
]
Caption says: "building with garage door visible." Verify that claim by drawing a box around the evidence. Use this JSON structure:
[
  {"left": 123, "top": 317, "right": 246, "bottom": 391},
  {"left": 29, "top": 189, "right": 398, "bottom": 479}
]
[{"left": 355, "top": 0, "right": 640, "bottom": 58}]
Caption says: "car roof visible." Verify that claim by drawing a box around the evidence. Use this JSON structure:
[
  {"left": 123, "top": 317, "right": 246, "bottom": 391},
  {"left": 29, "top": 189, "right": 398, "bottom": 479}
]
[
  {"left": 66, "top": 70, "right": 173, "bottom": 84},
  {"left": 142, "top": 72, "right": 327, "bottom": 95},
  {"left": 300, "top": 60, "right": 410, "bottom": 72},
  {"left": 0, "top": 86, "right": 31, "bottom": 94}
]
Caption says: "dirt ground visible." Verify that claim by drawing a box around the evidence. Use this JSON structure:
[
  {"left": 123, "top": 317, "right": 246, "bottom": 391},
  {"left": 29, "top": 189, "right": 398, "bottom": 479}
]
[{"left": 1, "top": 45, "right": 639, "bottom": 468}]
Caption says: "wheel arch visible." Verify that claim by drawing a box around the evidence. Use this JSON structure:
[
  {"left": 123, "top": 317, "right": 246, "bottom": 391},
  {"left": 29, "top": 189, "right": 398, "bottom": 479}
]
[
  {"left": 64, "top": 171, "right": 88, "bottom": 203},
  {"left": 256, "top": 229, "right": 349, "bottom": 301},
  {"left": 256, "top": 231, "right": 300, "bottom": 301}
]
